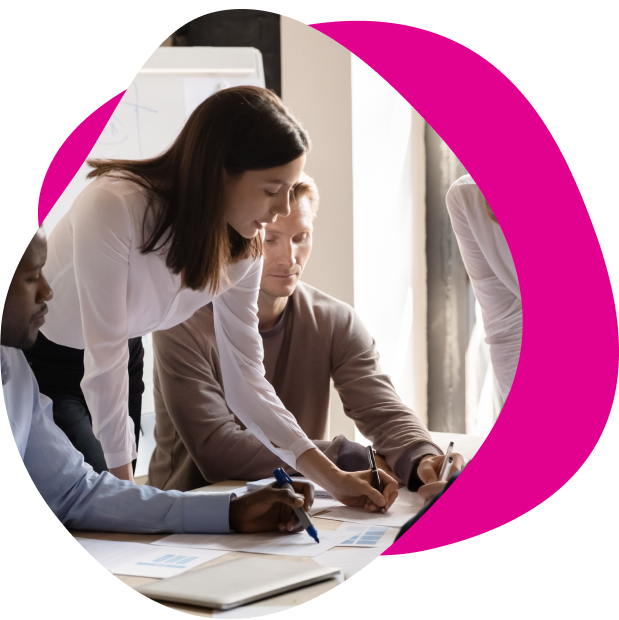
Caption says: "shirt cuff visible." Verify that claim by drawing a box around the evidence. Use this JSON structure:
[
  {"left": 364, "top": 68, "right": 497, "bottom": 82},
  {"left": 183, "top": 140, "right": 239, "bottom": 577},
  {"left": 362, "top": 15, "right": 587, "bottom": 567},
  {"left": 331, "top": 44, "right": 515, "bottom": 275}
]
[
  {"left": 104, "top": 444, "right": 138, "bottom": 470},
  {"left": 183, "top": 492, "right": 233, "bottom": 534},
  {"left": 335, "top": 437, "right": 370, "bottom": 472},
  {"left": 289, "top": 436, "right": 317, "bottom": 460},
  {"left": 394, "top": 442, "right": 443, "bottom": 492}
]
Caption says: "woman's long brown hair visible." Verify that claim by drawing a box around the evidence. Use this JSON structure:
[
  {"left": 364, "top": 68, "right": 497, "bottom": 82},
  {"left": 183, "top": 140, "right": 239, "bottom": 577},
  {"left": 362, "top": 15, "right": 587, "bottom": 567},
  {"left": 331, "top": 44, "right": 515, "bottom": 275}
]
[{"left": 86, "top": 86, "right": 310, "bottom": 293}]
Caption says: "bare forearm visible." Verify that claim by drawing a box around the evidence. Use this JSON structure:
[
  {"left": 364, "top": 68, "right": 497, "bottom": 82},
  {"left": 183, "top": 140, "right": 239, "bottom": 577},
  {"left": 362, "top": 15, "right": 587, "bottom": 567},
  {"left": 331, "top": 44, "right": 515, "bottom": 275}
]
[
  {"left": 108, "top": 463, "right": 134, "bottom": 482},
  {"left": 295, "top": 448, "right": 345, "bottom": 495}
]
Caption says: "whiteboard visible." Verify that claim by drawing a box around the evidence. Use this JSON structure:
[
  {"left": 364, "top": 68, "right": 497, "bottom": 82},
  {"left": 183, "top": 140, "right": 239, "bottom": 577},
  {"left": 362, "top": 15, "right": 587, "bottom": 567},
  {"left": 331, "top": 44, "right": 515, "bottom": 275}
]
[{"left": 44, "top": 46, "right": 265, "bottom": 233}]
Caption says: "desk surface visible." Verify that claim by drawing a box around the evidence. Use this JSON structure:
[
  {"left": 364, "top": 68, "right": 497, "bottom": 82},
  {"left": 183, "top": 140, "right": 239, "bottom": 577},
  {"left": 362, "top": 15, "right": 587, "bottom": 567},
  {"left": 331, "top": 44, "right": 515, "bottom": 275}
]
[
  {"left": 17, "top": 433, "right": 619, "bottom": 618},
  {"left": 0, "top": 433, "right": 483, "bottom": 618}
]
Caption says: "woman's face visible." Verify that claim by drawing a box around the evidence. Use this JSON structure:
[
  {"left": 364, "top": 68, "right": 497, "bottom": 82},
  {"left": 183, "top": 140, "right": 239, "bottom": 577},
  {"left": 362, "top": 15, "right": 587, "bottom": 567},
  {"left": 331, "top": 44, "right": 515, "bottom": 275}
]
[{"left": 223, "top": 155, "right": 306, "bottom": 239}]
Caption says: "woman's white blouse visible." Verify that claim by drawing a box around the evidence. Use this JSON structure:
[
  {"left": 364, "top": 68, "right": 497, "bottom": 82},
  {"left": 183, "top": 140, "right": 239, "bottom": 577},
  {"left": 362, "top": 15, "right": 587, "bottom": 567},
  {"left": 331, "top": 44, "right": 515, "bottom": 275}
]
[
  {"left": 446, "top": 175, "right": 522, "bottom": 398},
  {"left": 42, "top": 176, "right": 315, "bottom": 469}
]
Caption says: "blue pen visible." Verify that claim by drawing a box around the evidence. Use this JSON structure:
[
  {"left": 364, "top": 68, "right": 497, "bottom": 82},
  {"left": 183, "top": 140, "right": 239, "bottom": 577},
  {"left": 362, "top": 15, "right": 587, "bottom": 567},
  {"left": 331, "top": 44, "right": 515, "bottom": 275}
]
[{"left": 273, "top": 468, "right": 320, "bottom": 543}]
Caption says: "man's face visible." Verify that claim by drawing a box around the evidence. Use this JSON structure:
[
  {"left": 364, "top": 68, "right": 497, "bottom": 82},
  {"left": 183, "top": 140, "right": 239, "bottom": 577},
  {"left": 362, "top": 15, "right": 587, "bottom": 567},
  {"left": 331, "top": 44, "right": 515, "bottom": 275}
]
[
  {"left": 1, "top": 231, "right": 53, "bottom": 349},
  {"left": 261, "top": 196, "right": 314, "bottom": 299}
]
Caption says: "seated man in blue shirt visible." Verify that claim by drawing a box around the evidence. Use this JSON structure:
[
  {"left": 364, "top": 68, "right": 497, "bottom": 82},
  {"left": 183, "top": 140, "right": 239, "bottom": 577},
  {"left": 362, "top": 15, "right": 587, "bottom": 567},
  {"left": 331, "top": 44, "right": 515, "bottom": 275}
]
[{"left": 1, "top": 228, "right": 312, "bottom": 535}]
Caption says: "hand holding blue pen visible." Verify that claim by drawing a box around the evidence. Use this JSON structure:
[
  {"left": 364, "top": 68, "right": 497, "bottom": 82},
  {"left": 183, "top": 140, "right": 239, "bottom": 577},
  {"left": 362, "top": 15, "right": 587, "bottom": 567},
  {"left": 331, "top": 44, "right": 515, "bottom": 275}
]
[{"left": 273, "top": 468, "right": 320, "bottom": 543}]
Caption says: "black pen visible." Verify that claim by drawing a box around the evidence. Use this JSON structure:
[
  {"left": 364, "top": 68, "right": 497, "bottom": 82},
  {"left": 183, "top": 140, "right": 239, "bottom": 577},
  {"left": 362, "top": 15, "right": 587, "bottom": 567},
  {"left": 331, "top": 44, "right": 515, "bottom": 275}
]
[{"left": 367, "top": 445, "right": 386, "bottom": 514}]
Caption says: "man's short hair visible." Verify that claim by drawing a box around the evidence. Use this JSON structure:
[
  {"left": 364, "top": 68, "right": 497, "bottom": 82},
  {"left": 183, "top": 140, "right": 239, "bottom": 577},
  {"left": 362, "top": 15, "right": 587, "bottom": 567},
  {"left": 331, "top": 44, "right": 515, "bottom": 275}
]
[{"left": 290, "top": 172, "right": 319, "bottom": 219}]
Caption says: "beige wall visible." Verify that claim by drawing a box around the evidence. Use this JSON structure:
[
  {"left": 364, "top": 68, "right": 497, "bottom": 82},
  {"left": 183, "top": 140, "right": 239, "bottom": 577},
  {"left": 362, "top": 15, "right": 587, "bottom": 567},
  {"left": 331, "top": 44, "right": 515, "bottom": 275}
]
[
  {"left": 281, "top": 17, "right": 356, "bottom": 440},
  {"left": 280, "top": 17, "right": 354, "bottom": 307},
  {"left": 281, "top": 18, "right": 428, "bottom": 436},
  {"left": 410, "top": 110, "right": 429, "bottom": 425}
]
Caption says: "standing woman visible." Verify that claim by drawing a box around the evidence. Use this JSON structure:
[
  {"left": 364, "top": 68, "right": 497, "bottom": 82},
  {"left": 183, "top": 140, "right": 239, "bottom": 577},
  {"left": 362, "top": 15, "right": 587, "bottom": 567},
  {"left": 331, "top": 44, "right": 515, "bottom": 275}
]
[
  {"left": 446, "top": 174, "right": 522, "bottom": 398},
  {"left": 27, "top": 86, "right": 395, "bottom": 510}
]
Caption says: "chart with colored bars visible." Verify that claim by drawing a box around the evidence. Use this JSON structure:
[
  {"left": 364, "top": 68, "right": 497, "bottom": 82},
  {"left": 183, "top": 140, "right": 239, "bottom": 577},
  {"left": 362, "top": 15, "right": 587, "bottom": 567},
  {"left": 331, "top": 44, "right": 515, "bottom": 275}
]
[
  {"left": 339, "top": 525, "right": 392, "bottom": 547},
  {"left": 137, "top": 554, "right": 199, "bottom": 568}
]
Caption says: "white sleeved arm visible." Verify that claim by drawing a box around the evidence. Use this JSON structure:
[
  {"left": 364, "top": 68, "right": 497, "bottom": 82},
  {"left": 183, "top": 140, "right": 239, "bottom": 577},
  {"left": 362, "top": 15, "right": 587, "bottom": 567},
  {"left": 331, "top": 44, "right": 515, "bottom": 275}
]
[
  {"left": 211, "top": 257, "right": 315, "bottom": 468},
  {"left": 70, "top": 186, "right": 136, "bottom": 468},
  {"left": 446, "top": 184, "right": 522, "bottom": 398}
]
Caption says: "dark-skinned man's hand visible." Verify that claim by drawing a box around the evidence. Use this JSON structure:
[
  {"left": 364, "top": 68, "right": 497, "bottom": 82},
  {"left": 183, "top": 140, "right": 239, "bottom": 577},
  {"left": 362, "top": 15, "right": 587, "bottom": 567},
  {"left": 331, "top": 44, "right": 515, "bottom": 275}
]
[{"left": 229, "top": 481, "right": 315, "bottom": 533}]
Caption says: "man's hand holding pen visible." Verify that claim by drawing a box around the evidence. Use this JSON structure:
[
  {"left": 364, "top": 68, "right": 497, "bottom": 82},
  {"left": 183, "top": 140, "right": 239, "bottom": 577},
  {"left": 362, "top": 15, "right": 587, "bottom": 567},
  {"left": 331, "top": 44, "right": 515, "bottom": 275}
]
[
  {"left": 417, "top": 452, "right": 465, "bottom": 503},
  {"left": 229, "top": 480, "right": 315, "bottom": 534}
]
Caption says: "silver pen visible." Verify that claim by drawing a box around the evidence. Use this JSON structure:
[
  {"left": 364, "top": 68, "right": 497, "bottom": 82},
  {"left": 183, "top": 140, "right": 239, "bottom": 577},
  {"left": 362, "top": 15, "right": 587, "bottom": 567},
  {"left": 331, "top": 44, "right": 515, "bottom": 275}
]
[
  {"left": 439, "top": 456, "right": 454, "bottom": 483},
  {"left": 438, "top": 441, "right": 454, "bottom": 482}
]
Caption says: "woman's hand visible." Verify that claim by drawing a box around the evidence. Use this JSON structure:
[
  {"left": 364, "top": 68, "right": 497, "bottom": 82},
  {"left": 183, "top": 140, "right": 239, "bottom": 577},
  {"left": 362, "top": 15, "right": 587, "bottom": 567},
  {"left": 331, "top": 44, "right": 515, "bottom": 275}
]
[
  {"left": 330, "top": 469, "right": 399, "bottom": 512},
  {"left": 229, "top": 481, "right": 314, "bottom": 533},
  {"left": 108, "top": 463, "right": 134, "bottom": 483},
  {"left": 295, "top": 448, "right": 398, "bottom": 512},
  {"left": 416, "top": 453, "right": 465, "bottom": 503}
]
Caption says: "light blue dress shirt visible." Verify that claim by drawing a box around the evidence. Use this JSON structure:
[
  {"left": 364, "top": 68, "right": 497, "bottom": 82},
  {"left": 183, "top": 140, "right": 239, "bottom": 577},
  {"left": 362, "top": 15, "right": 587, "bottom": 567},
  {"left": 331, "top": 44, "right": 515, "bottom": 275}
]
[{"left": 1, "top": 345, "right": 232, "bottom": 533}]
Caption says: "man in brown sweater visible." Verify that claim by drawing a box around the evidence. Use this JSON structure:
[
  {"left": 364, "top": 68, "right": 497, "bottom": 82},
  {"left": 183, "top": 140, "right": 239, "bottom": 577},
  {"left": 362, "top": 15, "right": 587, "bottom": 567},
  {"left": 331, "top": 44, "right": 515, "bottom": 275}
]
[{"left": 149, "top": 175, "right": 462, "bottom": 497}]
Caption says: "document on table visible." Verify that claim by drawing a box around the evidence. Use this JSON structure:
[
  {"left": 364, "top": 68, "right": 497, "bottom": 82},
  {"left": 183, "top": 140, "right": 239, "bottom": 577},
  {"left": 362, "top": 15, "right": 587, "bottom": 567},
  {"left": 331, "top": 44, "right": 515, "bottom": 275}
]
[
  {"left": 112, "top": 545, "right": 228, "bottom": 579},
  {"left": 151, "top": 528, "right": 352, "bottom": 558},
  {"left": 313, "top": 488, "right": 425, "bottom": 528},
  {"left": 309, "top": 497, "right": 342, "bottom": 515},
  {"left": 337, "top": 524, "right": 398, "bottom": 548},
  {"left": 246, "top": 477, "right": 331, "bottom": 499}
]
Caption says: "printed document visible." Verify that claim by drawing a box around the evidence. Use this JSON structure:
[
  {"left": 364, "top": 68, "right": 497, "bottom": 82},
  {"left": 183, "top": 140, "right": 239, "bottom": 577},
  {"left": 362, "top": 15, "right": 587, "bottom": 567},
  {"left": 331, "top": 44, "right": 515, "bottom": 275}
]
[
  {"left": 112, "top": 545, "right": 227, "bottom": 579},
  {"left": 312, "top": 488, "right": 425, "bottom": 528},
  {"left": 152, "top": 528, "right": 352, "bottom": 558},
  {"left": 337, "top": 524, "right": 398, "bottom": 548}
]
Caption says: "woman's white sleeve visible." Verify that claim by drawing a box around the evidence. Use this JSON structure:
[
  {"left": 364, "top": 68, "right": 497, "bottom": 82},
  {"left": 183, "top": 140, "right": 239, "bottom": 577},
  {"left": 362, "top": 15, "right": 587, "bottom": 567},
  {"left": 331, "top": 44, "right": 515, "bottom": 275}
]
[
  {"left": 71, "top": 187, "right": 136, "bottom": 469},
  {"left": 446, "top": 185, "right": 522, "bottom": 398},
  {"left": 211, "top": 258, "right": 315, "bottom": 468}
]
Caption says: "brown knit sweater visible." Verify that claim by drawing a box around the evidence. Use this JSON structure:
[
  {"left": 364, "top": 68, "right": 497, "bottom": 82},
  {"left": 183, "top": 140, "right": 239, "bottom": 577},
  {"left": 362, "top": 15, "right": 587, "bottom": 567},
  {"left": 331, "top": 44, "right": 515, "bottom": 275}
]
[{"left": 148, "top": 282, "right": 441, "bottom": 491}]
